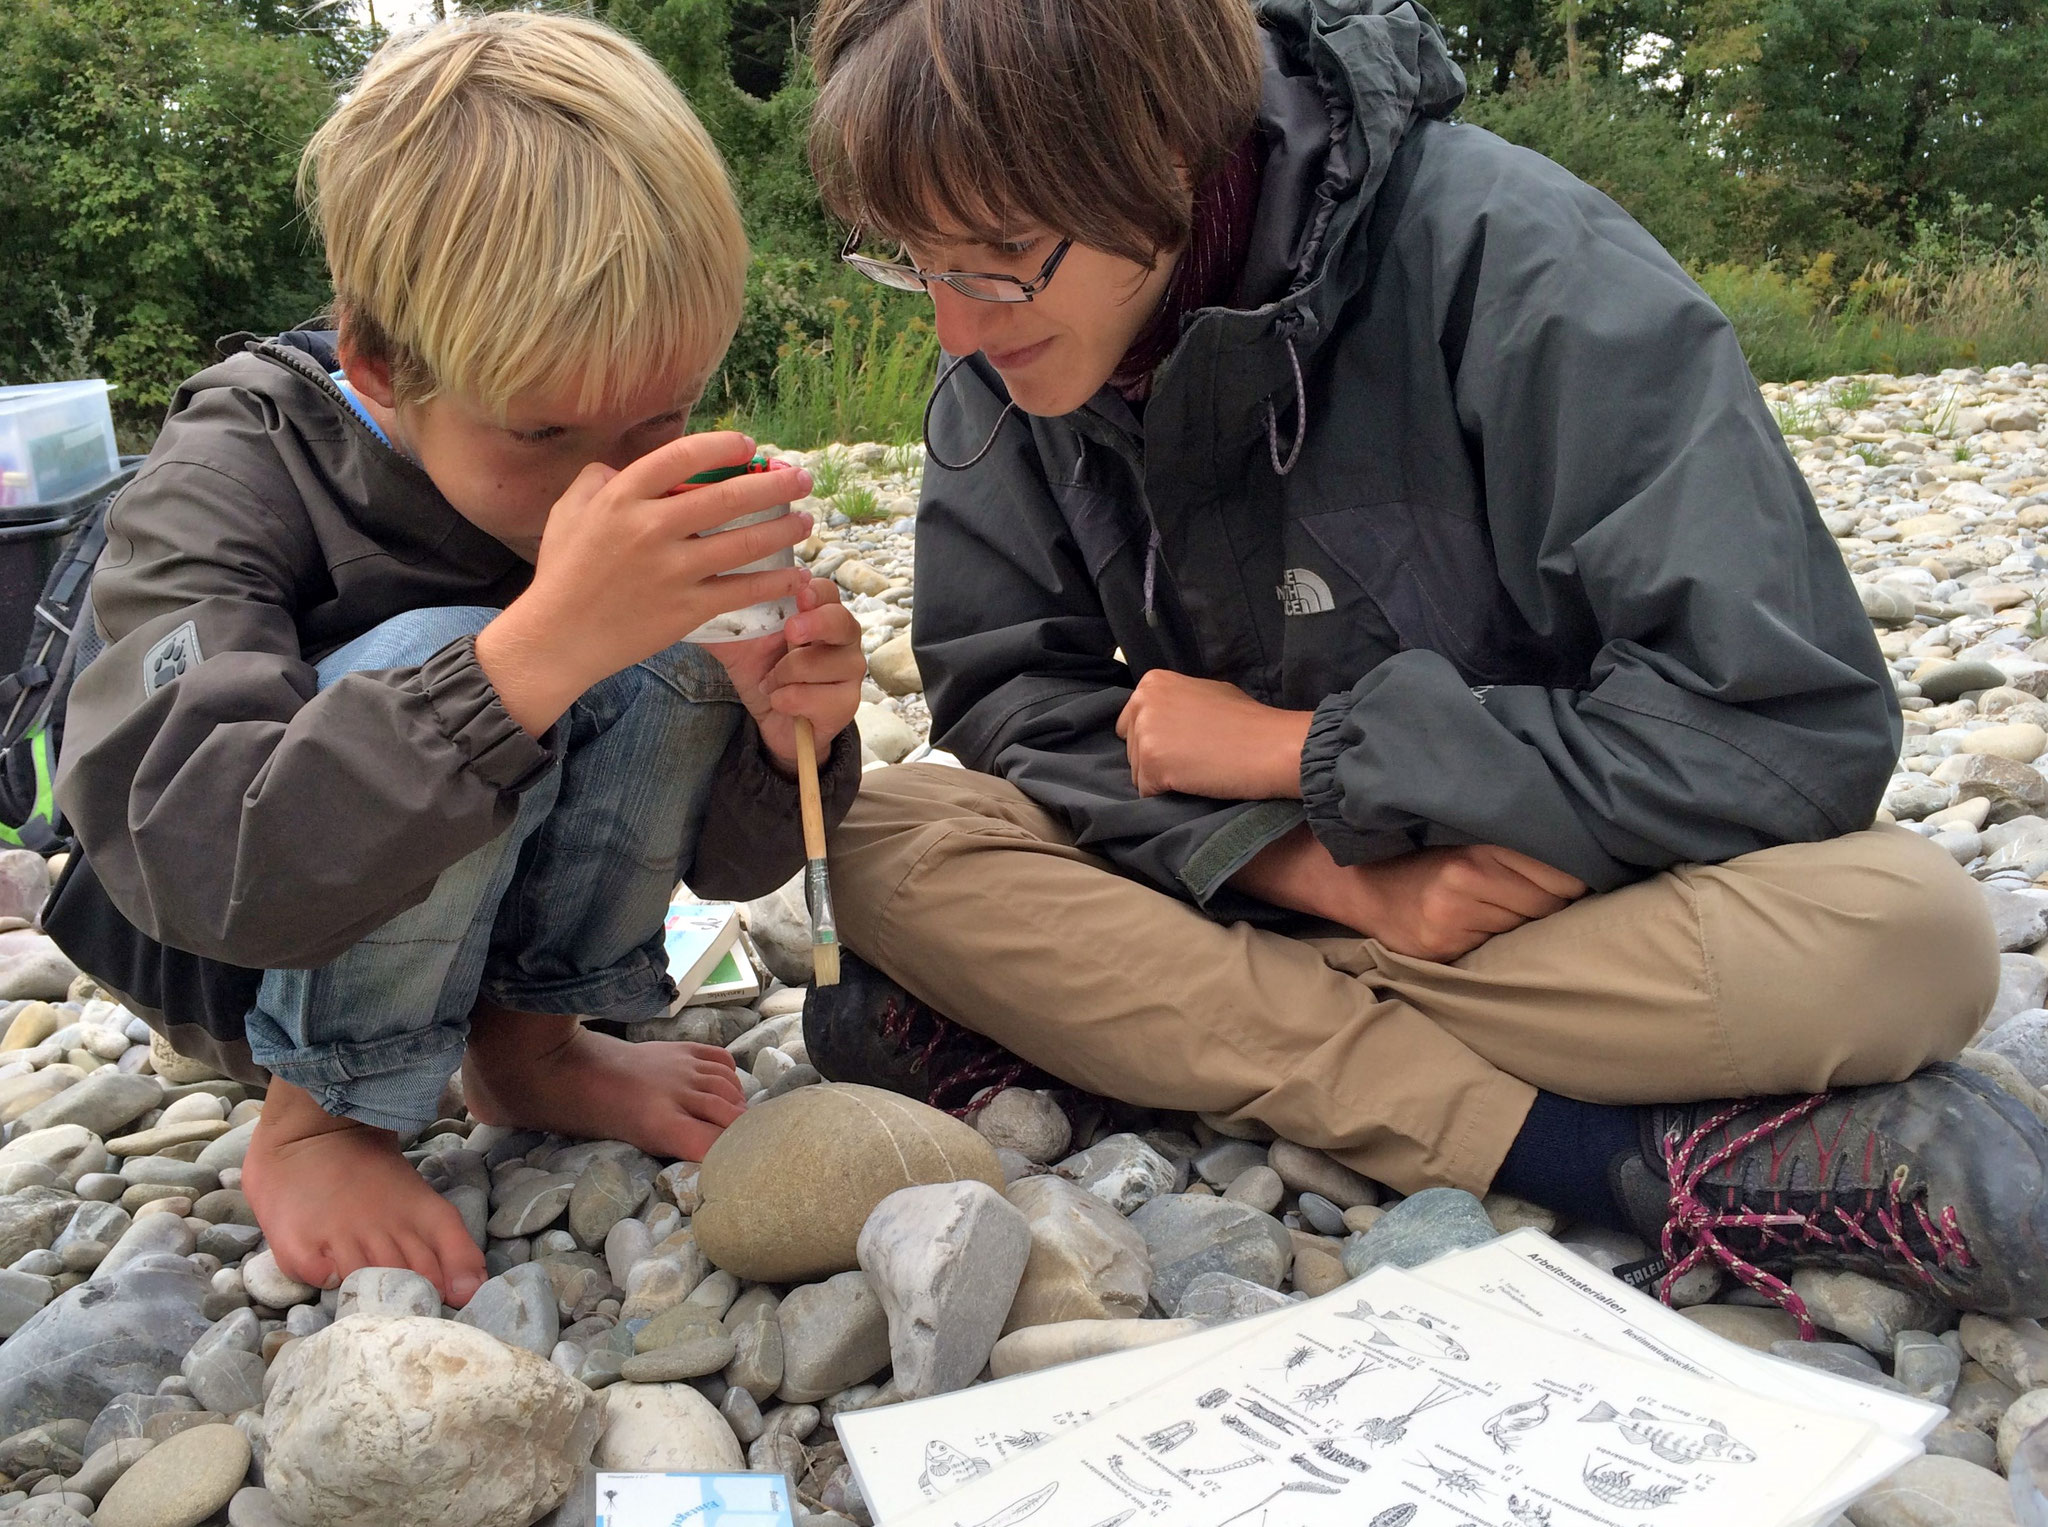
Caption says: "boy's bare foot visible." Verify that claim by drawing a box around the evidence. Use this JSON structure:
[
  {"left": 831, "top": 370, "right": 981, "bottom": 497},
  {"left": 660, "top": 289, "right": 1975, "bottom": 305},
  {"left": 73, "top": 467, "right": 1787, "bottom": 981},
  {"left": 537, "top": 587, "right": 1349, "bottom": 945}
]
[
  {"left": 241, "top": 1077, "right": 487, "bottom": 1306},
  {"left": 462, "top": 1001, "right": 747, "bottom": 1162}
]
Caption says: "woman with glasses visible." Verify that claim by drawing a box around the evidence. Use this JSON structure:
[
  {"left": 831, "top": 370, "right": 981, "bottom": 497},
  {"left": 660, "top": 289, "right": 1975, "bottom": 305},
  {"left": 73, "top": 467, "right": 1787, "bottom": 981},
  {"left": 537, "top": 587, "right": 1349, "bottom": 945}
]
[{"left": 798, "top": 0, "right": 2048, "bottom": 1325}]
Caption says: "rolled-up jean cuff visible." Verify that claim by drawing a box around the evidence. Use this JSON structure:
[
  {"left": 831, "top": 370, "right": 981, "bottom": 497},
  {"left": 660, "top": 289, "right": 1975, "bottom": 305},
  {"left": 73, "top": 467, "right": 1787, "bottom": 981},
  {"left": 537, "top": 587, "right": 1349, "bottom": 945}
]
[
  {"left": 478, "top": 942, "right": 675, "bottom": 1023},
  {"left": 249, "top": 1027, "right": 469, "bottom": 1136}
]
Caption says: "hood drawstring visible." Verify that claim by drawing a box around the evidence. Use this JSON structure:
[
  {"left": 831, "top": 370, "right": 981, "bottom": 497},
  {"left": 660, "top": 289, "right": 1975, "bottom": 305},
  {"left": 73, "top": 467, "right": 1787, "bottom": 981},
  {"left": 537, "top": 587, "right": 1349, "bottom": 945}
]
[
  {"left": 1143, "top": 526, "right": 1163, "bottom": 628},
  {"left": 1266, "top": 334, "right": 1307, "bottom": 476}
]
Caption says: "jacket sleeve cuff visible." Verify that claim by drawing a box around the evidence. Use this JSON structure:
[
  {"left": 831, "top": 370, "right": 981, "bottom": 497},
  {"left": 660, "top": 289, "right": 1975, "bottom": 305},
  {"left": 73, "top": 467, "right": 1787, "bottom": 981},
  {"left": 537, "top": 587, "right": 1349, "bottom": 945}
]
[
  {"left": 1177, "top": 799, "right": 1306, "bottom": 905},
  {"left": 1299, "top": 690, "right": 1366, "bottom": 861},
  {"left": 416, "top": 635, "right": 556, "bottom": 792}
]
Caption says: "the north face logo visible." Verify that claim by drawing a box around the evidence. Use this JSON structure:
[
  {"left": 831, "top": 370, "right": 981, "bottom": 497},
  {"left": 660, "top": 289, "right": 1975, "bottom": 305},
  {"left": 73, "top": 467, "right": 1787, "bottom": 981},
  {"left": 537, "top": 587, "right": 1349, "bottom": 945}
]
[
  {"left": 142, "top": 621, "right": 203, "bottom": 696},
  {"left": 1277, "top": 568, "right": 1335, "bottom": 616}
]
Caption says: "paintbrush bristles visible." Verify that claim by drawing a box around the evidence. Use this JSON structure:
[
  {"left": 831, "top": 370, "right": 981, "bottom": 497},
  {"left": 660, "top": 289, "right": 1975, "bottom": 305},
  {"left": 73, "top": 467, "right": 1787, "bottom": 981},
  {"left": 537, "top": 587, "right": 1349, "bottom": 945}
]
[{"left": 812, "top": 941, "right": 841, "bottom": 986}]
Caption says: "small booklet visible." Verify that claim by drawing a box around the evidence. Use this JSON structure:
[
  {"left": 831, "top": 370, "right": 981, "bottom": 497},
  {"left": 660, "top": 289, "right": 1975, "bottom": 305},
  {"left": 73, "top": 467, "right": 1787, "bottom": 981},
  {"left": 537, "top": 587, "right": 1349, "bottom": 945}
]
[
  {"left": 594, "top": 1472, "right": 794, "bottom": 1526},
  {"left": 837, "top": 1232, "right": 1942, "bottom": 1527},
  {"left": 663, "top": 895, "right": 760, "bottom": 1008}
]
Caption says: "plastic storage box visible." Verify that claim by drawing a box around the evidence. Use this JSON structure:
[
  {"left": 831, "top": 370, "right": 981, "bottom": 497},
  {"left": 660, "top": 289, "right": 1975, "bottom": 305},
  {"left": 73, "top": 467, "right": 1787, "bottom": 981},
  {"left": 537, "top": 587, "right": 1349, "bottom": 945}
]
[{"left": 0, "top": 381, "right": 118, "bottom": 507}]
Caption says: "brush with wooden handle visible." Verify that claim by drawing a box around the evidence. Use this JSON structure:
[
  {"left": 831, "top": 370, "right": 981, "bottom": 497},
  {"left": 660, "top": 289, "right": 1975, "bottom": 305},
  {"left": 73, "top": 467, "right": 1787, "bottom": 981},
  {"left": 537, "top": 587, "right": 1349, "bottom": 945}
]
[{"left": 793, "top": 716, "right": 840, "bottom": 985}]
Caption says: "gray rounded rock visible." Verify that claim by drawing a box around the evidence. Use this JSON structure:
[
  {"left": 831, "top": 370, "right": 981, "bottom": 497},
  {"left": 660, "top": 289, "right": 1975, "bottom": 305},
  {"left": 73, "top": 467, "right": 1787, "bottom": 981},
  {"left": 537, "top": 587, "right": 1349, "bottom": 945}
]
[
  {"left": 1843, "top": 1452, "right": 2017, "bottom": 1526},
  {"left": 455, "top": 1261, "right": 560, "bottom": 1357},
  {"left": 0, "top": 1256, "right": 211, "bottom": 1436},
  {"left": 619, "top": 1334, "right": 737, "bottom": 1383},
  {"left": 1127, "top": 1194, "right": 1292, "bottom": 1311},
  {"left": 335, "top": 1266, "right": 440, "bottom": 1321},
  {"left": 1339, "top": 1188, "right": 1497, "bottom": 1278}
]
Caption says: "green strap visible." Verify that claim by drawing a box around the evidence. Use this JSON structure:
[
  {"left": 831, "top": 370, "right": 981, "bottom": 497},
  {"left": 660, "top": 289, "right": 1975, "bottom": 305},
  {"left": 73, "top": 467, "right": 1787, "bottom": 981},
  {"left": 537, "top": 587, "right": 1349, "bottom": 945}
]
[{"left": 0, "top": 726, "right": 58, "bottom": 847}]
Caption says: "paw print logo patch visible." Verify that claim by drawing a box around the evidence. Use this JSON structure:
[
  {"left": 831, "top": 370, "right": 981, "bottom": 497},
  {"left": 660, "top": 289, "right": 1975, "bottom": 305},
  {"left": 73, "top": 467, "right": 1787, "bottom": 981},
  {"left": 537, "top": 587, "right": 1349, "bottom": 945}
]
[{"left": 141, "top": 621, "right": 203, "bottom": 697}]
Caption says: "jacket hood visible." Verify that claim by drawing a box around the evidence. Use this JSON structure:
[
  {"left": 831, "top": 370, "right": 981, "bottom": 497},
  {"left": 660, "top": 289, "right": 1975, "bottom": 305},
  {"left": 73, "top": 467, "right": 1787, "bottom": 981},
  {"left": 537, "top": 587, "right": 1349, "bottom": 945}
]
[{"left": 1242, "top": 0, "right": 1465, "bottom": 315}]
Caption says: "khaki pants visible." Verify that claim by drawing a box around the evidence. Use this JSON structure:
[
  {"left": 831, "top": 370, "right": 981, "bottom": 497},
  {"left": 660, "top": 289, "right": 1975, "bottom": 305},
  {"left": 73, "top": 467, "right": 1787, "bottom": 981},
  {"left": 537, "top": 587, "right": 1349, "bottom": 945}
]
[{"left": 828, "top": 763, "right": 1999, "bottom": 1196}]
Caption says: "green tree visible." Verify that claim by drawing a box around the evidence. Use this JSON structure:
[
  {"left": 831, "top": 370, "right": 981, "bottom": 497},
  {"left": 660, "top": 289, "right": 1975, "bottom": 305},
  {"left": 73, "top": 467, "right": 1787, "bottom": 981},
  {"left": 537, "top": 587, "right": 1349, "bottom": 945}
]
[{"left": 0, "top": 0, "right": 343, "bottom": 424}]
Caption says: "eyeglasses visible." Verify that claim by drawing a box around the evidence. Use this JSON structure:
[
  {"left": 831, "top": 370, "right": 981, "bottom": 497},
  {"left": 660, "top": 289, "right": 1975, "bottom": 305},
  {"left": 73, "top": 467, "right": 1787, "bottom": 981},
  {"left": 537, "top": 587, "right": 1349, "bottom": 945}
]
[{"left": 840, "top": 226, "right": 1072, "bottom": 303}]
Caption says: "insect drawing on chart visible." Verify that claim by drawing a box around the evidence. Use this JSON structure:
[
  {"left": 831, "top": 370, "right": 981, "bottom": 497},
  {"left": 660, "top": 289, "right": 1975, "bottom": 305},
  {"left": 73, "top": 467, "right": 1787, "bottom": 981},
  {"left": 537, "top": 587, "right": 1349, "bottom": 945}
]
[
  {"left": 1082, "top": 1513, "right": 1136, "bottom": 1527},
  {"left": 1237, "top": 1396, "right": 1307, "bottom": 1436},
  {"left": 1290, "top": 1452, "right": 1349, "bottom": 1486},
  {"left": 1482, "top": 1394, "right": 1552, "bottom": 1453},
  {"left": 1507, "top": 1494, "right": 1553, "bottom": 1526},
  {"left": 1104, "top": 1454, "right": 1169, "bottom": 1501},
  {"left": 1333, "top": 1299, "right": 1472, "bottom": 1361},
  {"left": 1141, "top": 1420, "right": 1194, "bottom": 1453},
  {"left": 963, "top": 1481, "right": 1059, "bottom": 1527},
  {"left": 1579, "top": 1403, "right": 1757, "bottom": 1465},
  {"left": 996, "top": 1429, "right": 1050, "bottom": 1454},
  {"left": 1296, "top": 1355, "right": 1378, "bottom": 1410},
  {"left": 1367, "top": 1505, "right": 1419, "bottom": 1527},
  {"left": 1312, "top": 1438, "right": 1372, "bottom": 1474},
  {"left": 1222, "top": 1413, "right": 1278, "bottom": 1448},
  {"left": 1198, "top": 1388, "right": 1232, "bottom": 1409},
  {"left": 1270, "top": 1341, "right": 1321, "bottom": 1380},
  {"left": 1410, "top": 1448, "right": 1489, "bottom": 1500},
  {"left": 1582, "top": 1456, "right": 1688, "bottom": 1510},
  {"left": 918, "top": 1440, "right": 991, "bottom": 1496},
  {"left": 1355, "top": 1378, "right": 1465, "bottom": 1446},
  {"left": 1179, "top": 1450, "right": 1263, "bottom": 1479},
  {"left": 1216, "top": 1481, "right": 1343, "bottom": 1527}
]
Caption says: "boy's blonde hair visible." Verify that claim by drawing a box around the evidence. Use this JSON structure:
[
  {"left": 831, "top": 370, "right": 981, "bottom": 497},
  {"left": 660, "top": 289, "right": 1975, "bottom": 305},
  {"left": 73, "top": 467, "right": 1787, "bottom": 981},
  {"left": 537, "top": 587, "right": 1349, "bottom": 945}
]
[{"left": 300, "top": 12, "right": 746, "bottom": 417}]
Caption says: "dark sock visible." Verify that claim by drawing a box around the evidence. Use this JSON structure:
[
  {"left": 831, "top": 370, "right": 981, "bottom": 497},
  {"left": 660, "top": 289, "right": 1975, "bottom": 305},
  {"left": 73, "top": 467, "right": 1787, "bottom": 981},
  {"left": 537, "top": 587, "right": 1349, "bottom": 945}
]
[{"left": 1491, "top": 1091, "right": 1647, "bottom": 1234}]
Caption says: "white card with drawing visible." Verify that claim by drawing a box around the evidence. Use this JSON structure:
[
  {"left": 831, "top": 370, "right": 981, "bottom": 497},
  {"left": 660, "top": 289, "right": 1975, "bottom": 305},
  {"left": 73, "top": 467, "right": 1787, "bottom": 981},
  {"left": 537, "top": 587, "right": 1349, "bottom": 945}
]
[{"left": 876, "top": 1265, "right": 1879, "bottom": 1527}]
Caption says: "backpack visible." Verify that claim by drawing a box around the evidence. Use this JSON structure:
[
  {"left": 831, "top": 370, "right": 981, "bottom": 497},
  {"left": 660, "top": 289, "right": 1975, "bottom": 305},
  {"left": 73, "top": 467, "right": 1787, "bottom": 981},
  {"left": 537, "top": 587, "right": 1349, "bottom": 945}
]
[{"left": 0, "top": 466, "right": 133, "bottom": 852}]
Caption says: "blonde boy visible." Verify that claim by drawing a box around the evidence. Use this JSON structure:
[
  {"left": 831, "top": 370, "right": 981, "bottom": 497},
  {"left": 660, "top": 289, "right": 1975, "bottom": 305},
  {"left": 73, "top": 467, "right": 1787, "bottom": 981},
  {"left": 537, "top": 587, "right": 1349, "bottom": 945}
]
[{"left": 48, "top": 13, "right": 865, "bottom": 1305}]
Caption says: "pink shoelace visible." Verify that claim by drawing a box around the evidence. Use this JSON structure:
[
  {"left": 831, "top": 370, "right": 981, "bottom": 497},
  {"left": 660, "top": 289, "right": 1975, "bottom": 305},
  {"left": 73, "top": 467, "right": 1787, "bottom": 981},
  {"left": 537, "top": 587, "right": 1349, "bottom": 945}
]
[
  {"left": 876, "top": 996, "right": 1034, "bottom": 1118},
  {"left": 1655, "top": 1094, "right": 1975, "bottom": 1340}
]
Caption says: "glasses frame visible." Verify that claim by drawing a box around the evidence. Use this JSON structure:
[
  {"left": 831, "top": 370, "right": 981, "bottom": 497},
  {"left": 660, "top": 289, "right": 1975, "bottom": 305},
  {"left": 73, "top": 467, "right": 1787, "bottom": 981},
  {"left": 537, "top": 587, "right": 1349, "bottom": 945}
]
[{"left": 839, "top": 226, "right": 1073, "bottom": 303}]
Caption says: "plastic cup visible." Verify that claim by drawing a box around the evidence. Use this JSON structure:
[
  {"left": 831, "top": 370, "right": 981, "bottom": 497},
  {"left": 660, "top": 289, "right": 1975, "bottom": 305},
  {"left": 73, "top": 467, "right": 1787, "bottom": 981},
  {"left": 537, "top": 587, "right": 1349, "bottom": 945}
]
[{"left": 675, "top": 456, "right": 802, "bottom": 644}]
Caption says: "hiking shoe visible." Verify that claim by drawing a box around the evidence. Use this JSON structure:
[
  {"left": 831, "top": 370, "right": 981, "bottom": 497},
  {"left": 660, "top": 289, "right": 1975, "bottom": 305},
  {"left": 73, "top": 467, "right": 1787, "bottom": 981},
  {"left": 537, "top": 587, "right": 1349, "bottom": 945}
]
[
  {"left": 1613, "top": 1062, "right": 2048, "bottom": 1331},
  {"left": 802, "top": 951, "right": 1061, "bottom": 1115}
]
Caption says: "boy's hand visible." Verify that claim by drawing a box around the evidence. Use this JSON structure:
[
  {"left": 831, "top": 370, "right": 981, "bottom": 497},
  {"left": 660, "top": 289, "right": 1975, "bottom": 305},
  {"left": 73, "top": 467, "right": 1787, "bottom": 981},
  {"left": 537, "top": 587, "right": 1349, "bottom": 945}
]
[
  {"left": 477, "top": 433, "right": 814, "bottom": 736},
  {"left": 706, "top": 579, "right": 866, "bottom": 771}
]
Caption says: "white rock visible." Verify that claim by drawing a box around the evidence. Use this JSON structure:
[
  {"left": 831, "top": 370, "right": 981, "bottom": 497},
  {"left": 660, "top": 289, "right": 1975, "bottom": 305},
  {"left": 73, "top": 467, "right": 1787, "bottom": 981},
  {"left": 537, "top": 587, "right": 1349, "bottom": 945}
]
[
  {"left": 240, "top": 1249, "right": 316, "bottom": 1309},
  {"left": 263, "top": 1316, "right": 598, "bottom": 1527},
  {"left": 857, "top": 1180, "right": 1031, "bottom": 1399},
  {"left": 973, "top": 1089, "right": 1071, "bottom": 1164},
  {"left": 591, "top": 1382, "right": 743, "bottom": 1472},
  {"left": 1003, "top": 1175, "right": 1152, "bottom": 1332},
  {"left": 988, "top": 1317, "right": 1204, "bottom": 1379}
]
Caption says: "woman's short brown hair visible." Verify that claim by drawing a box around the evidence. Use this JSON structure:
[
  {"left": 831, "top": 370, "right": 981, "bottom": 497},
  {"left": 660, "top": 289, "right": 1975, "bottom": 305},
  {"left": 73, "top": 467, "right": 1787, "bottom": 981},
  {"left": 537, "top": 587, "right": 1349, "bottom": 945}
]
[{"left": 808, "top": 0, "right": 1264, "bottom": 265}]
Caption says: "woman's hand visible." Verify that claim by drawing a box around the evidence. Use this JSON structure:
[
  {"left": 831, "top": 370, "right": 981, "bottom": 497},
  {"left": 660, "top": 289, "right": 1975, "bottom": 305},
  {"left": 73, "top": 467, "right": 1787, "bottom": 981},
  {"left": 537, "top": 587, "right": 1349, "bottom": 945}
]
[
  {"left": 705, "top": 578, "right": 866, "bottom": 772},
  {"left": 1115, "top": 669, "right": 1312, "bottom": 800}
]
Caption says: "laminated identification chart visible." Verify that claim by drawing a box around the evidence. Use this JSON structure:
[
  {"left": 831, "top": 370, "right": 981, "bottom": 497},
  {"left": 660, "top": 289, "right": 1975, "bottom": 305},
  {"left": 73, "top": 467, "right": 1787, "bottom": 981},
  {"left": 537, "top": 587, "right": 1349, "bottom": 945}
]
[{"left": 852, "top": 1259, "right": 1893, "bottom": 1527}]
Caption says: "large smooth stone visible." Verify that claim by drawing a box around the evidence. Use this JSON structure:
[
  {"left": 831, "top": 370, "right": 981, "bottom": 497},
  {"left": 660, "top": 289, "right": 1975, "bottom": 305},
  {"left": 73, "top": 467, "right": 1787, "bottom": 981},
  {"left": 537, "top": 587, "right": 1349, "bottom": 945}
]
[
  {"left": 0, "top": 853, "right": 50, "bottom": 923},
  {"left": 1980, "top": 1011, "right": 2048, "bottom": 1087},
  {"left": 1960, "top": 1314, "right": 2048, "bottom": 1392},
  {"left": 857, "top": 1180, "right": 1031, "bottom": 1399},
  {"left": 0, "top": 931, "right": 79, "bottom": 1001},
  {"left": 1267, "top": 1140, "right": 1377, "bottom": 1209},
  {"left": 0, "top": 1124, "right": 107, "bottom": 1190},
  {"left": 694, "top": 1085, "right": 1004, "bottom": 1283},
  {"left": 0, "top": 1255, "right": 211, "bottom": 1435},
  {"left": 95, "top": 1420, "right": 249, "bottom": 1527},
  {"left": 263, "top": 1316, "right": 598, "bottom": 1527},
  {"left": 1002, "top": 1175, "right": 1151, "bottom": 1332},
  {"left": 455, "top": 1263, "right": 559, "bottom": 1357},
  {"left": 988, "top": 1318, "right": 1204, "bottom": 1379},
  {"left": 722, "top": 1288, "right": 783, "bottom": 1403},
  {"left": 16, "top": 1072, "right": 161, "bottom": 1138},
  {"left": 775, "top": 1271, "right": 891, "bottom": 1404},
  {"left": 0, "top": 1185, "right": 78, "bottom": 1265},
  {"left": 591, "top": 1383, "right": 742, "bottom": 1472},
  {"left": 972, "top": 1090, "right": 1070, "bottom": 1164},
  {"left": 1844, "top": 1453, "right": 2017, "bottom": 1526},
  {"left": 1127, "top": 1195, "right": 1291, "bottom": 1312},
  {"left": 1340, "top": 1187, "right": 1498, "bottom": 1277}
]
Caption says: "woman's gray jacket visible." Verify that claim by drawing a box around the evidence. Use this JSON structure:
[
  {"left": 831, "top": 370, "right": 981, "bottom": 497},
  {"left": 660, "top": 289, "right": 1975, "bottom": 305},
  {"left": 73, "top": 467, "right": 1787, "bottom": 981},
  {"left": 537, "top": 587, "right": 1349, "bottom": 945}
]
[{"left": 911, "top": 0, "right": 1897, "bottom": 919}]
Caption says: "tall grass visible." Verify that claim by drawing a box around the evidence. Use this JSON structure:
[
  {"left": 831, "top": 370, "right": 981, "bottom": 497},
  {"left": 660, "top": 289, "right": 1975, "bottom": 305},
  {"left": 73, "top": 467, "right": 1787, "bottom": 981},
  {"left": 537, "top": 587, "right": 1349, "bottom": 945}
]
[
  {"left": 1698, "top": 202, "right": 2048, "bottom": 381},
  {"left": 721, "top": 297, "right": 940, "bottom": 449}
]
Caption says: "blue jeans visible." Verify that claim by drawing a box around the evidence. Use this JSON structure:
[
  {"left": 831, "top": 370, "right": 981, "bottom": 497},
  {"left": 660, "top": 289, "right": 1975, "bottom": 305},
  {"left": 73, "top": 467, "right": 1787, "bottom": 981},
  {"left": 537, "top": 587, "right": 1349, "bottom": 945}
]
[{"left": 243, "top": 608, "right": 741, "bottom": 1133}]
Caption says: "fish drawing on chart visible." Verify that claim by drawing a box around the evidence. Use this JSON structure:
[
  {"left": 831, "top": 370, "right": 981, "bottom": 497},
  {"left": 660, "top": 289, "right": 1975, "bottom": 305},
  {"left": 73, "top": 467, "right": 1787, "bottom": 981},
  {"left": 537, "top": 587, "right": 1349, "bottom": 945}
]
[
  {"left": 1507, "top": 1495, "right": 1553, "bottom": 1526},
  {"left": 1482, "top": 1394, "right": 1552, "bottom": 1453},
  {"left": 963, "top": 1482, "right": 1060, "bottom": 1527},
  {"left": 1578, "top": 1402, "right": 1758, "bottom": 1465},
  {"left": 917, "top": 1441, "right": 991, "bottom": 1496},
  {"left": 1334, "top": 1299, "right": 1472, "bottom": 1362},
  {"left": 1582, "top": 1457, "right": 1687, "bottom": 1510}
]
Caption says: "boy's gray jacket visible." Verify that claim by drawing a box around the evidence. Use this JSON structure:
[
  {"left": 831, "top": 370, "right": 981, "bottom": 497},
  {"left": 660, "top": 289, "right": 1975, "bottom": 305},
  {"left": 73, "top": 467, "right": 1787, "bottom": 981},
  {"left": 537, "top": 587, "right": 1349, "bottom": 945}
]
[
  {"left": 56, "top": 339, "right": 855, "bottom": 970},
  {"left": 915, "top": 0, "right": 1897, "bottom": 915}
]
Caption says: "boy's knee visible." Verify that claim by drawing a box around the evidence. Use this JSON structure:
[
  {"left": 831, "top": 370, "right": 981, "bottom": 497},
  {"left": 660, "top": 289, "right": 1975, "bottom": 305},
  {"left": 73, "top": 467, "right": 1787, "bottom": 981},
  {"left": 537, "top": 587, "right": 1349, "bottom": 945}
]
[{"left": 314, "top": 606, "right": 499, "bottom": 683}]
